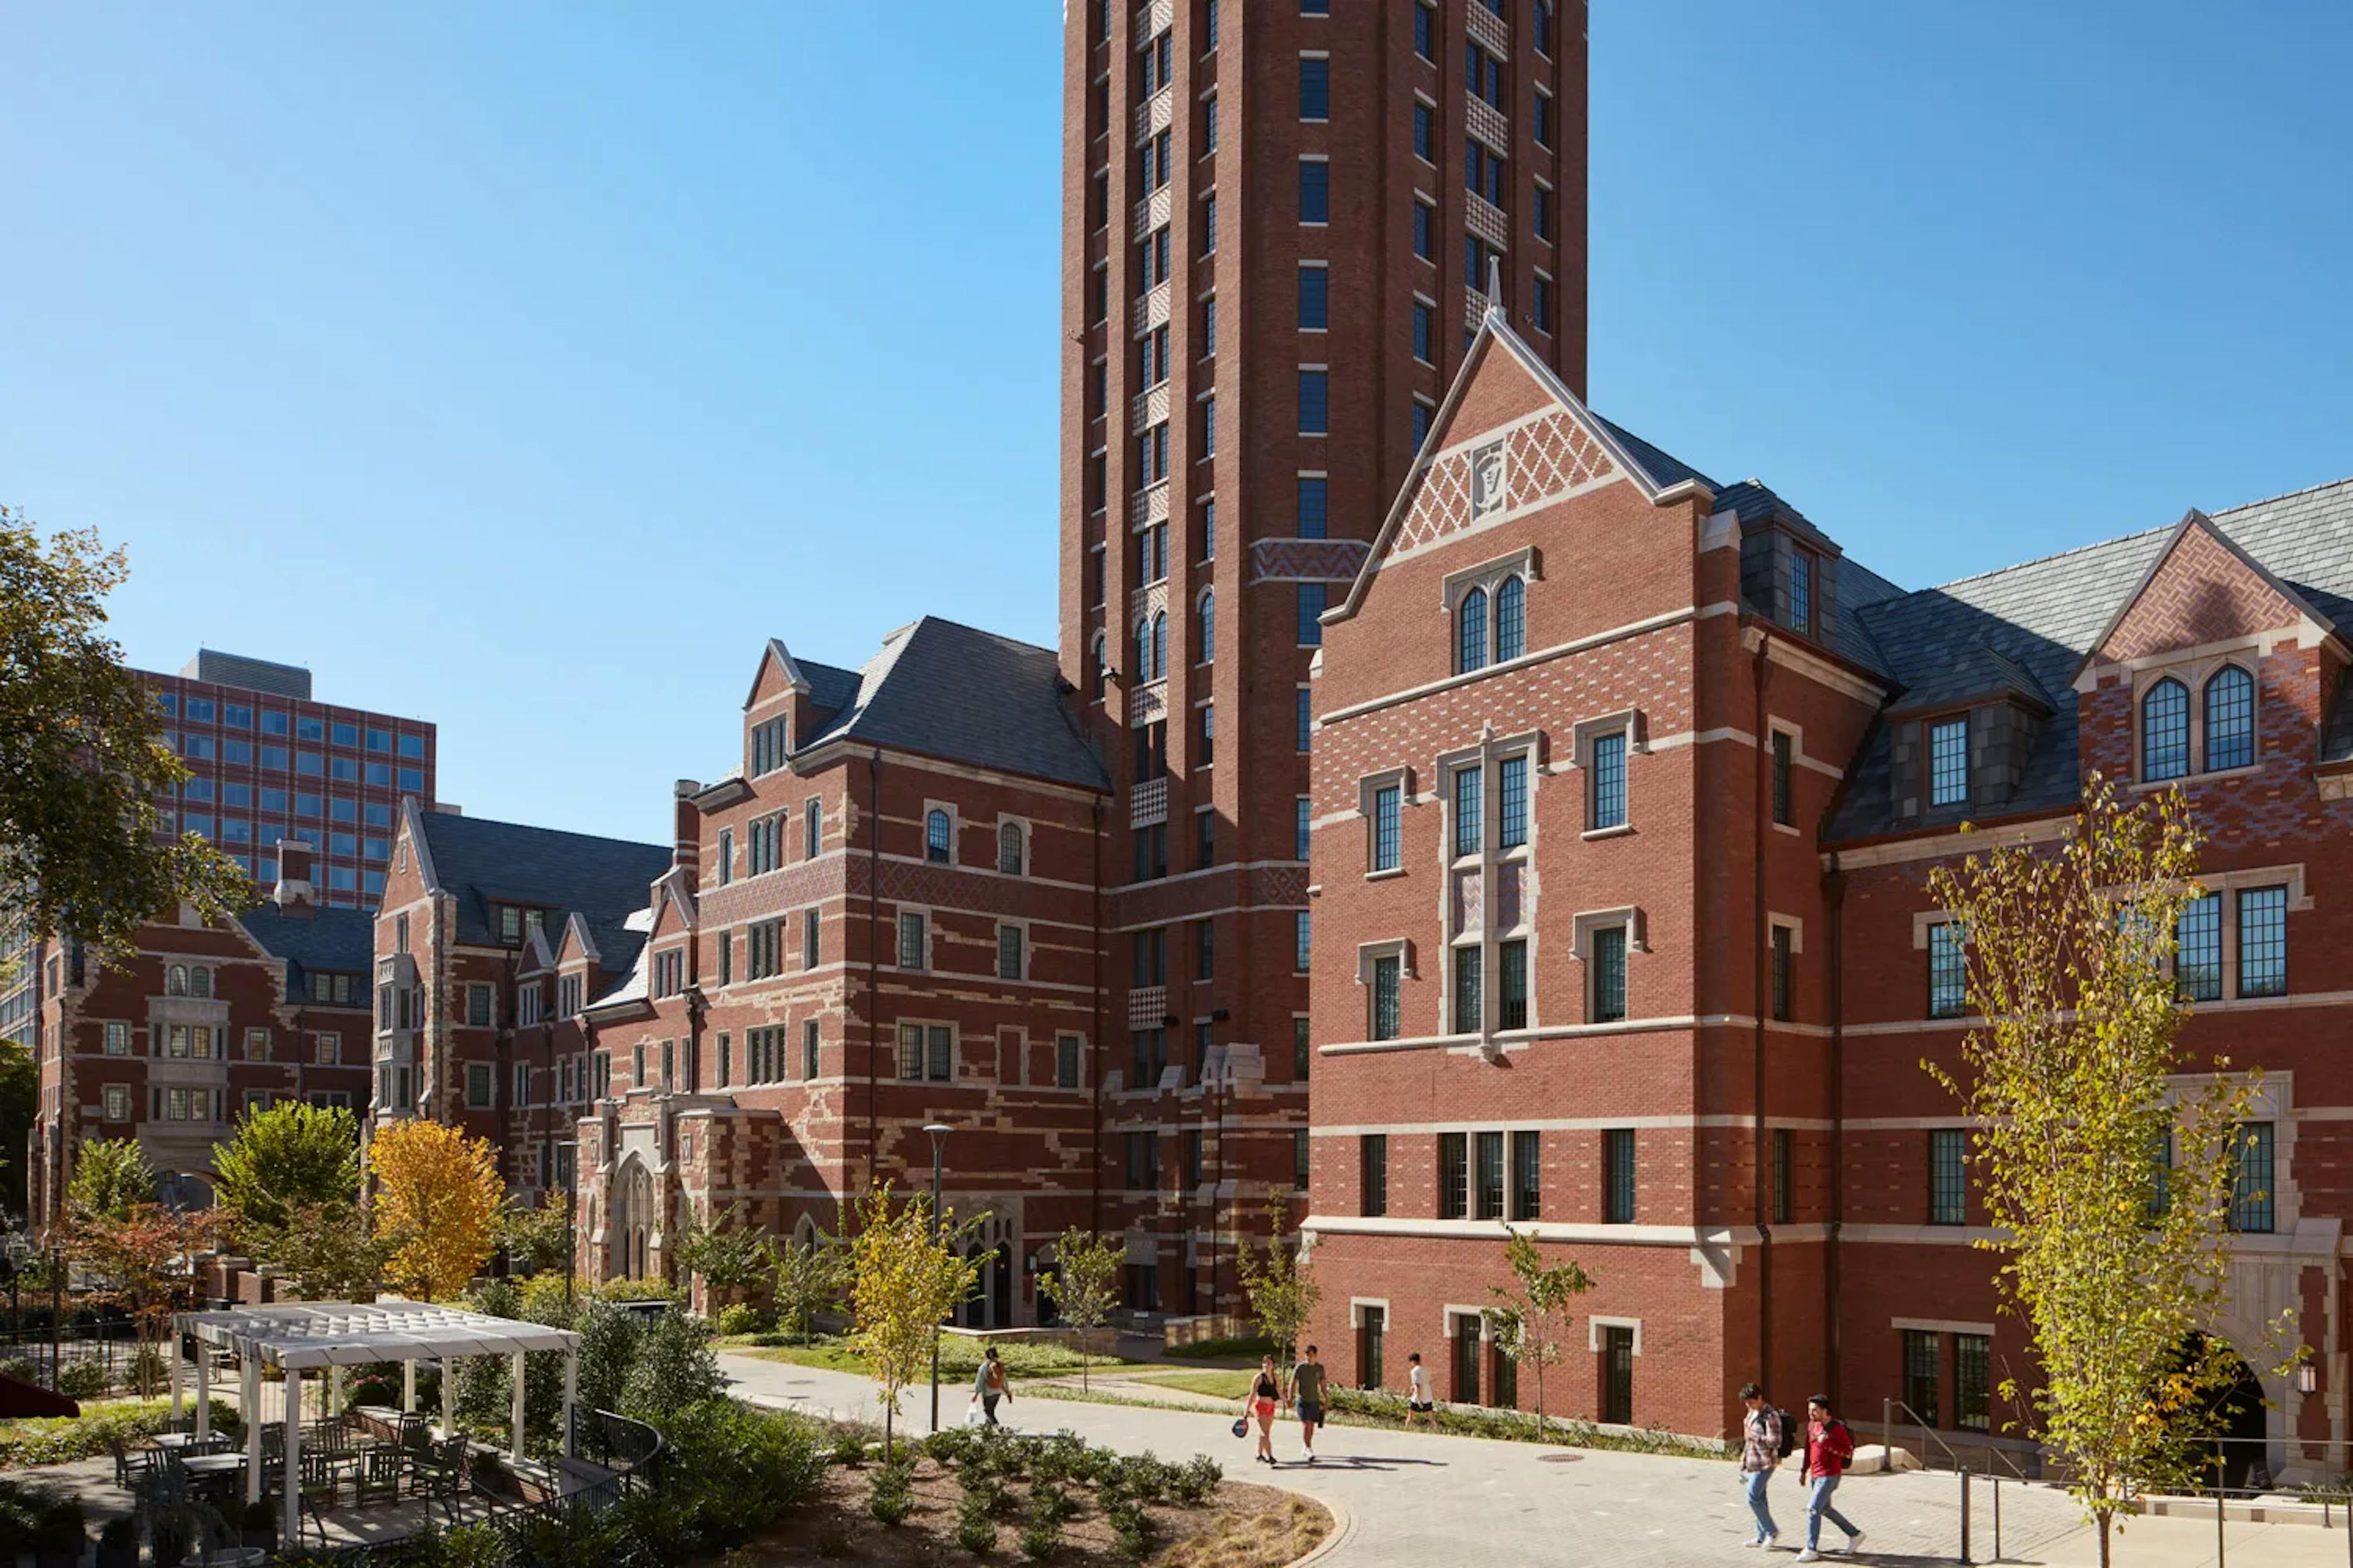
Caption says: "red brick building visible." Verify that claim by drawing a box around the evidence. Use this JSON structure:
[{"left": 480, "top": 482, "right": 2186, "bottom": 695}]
[
  {"left": 1058, "top": 0, "right": 1588, "bottom": 1315},
  {"left": 25, "top": 844, "right": 377, "bottom": 1229},
  {"left": 1302, "top": 293, "right": 2353, "bottom": 1473}
]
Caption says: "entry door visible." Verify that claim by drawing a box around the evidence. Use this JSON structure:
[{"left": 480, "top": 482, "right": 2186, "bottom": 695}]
[
  {"left": 1453, "top": 1318, "right": 1481, "bottom": 1405},
  {"left": 1602, "top": 1326, "right": 1635, "bottom": 1425},
  {"left": 1358, "top": 1307, "right": 1386, "bottom": 1390}
]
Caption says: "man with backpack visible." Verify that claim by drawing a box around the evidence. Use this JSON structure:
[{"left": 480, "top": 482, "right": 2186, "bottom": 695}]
[
  {"left": 1736, "top": 1382, "right": 1785, "bottom": 1548},
  {"left": 1796, "top": 1394, "right": 1864, "bottom": 1561}
]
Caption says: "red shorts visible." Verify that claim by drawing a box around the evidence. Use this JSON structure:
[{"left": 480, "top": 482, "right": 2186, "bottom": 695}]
[{"left": 1253, "top": 1399, "right": 1277, "bottom": 1420}]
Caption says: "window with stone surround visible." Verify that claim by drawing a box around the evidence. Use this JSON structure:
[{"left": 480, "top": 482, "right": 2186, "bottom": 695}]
[{"left": 1928, "top": 716, "right": 1970, "bottom": 806}]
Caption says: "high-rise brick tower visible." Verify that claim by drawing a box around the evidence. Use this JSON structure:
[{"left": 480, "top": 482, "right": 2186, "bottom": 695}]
[{"left": 1058, "top": 0, "right": 1588, "bottom": 1314}]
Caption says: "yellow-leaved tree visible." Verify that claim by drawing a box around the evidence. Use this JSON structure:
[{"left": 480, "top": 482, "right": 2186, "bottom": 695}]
[
  {"left": 370, "top": 1119, "right": 505, "bottom": 1301},
  {"left": 846, "top": 1183, "right": 981, "bottom": 1461}
]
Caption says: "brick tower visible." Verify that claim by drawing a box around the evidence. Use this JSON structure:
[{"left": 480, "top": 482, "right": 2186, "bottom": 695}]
[{"left": 1058, "top": 0, "right": 1588, "bottom": 1314}]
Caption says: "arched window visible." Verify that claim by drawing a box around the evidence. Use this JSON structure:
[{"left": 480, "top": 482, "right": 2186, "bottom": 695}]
[
  {"left": 190, "top": 967, "right": 211, "bottom": 1000},
  {"left": 1151, "top": 613, "right": 1167, "bottom": 679},
  {"left": 2203, "top": 666, "right": 2255, "bottom": 772},
  {"left": 1458, "top": 586, "right": 1489, "bottom": 674},
  {"left": 1495, "top": 576, "right": 1525, "bottom": 662},
  {"left": 1135, "top": 619, "right": 1154, "bottom": 683},
  {"left": 1089, "top": 633, "right": 1108, "bottom": 702},
  {"left": 998, "top": 821, "right": 1024, "bottom": 876},
  {"left": 1197, "top": 590, "right": 1216, "bottom": 664},
  {"left": 925, "top": 809, "right": 953, "bottom": 864},
  {"left": 167, "top": 965, "right": 188, "bottom": 997},
  {"left": 2142, "top": 678, "right": 2190, "bottom": 782}
]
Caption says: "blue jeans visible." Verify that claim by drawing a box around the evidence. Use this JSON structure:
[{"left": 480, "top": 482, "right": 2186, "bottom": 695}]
[
  {"left": 1806, "top": 1474, "right": 1857, "bottom": 1549},
  {"left": 1743, "top": 1467, "right": 1778, "bottom": 1541}
]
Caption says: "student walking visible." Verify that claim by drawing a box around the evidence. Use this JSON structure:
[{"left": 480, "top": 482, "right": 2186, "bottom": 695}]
[
  {"left": 1795, "top": 1394, "right": 1863, "bottom": 1562},
  {"left": 1405, "top": 1352, "right": 1436, "bottom": 1429},
  {"left": 1287, "top": 1344, "right": 1327, "bottom": 1463},
  {"left": 1242, "top": 1356, "right": 1281, "bottom": 1466},
  {"left": 971, "top": 1346, "right": 1012, "bottom": 1427},
  {"left": 1736, "top": 1382, "right": 1783, "bottom": 1548}
]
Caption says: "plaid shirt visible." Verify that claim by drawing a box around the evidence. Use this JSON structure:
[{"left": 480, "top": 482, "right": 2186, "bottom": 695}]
[{"left": 1741, "top": 1406, "right": 1782, "bottom": 1471}]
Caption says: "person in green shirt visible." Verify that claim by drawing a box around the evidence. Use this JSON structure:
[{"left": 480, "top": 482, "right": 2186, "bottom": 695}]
[{"left": 1285, "top": 1344, "right": 1327, "bottom": 1463}]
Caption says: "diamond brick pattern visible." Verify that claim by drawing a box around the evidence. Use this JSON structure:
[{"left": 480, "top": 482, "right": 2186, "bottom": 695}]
[
  {"left": 1249, "top": 537, "right": 1372, "bottom": 584},
  {"left": 1393, "top": 411, "right": 1617, "bottom": 560},
  {"left": 2098, "top": 521, "right": 2303, "bottom": 663}
]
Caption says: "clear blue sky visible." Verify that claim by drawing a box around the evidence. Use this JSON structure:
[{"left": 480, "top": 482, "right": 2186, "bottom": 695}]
[{"left": 6, "top": 5, "right": 2348, "bottom": 845}]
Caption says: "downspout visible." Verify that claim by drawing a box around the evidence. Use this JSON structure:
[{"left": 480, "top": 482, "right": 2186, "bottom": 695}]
[
  {"left": 1825, "top": 856, "right": 1848, "bottom": 1410},
  {"left": 864, "top": 752, "right": 883, "bottom": 1193},
  {"left": 1751, "top": 629, "right": 1774, "bottom": 1389}
]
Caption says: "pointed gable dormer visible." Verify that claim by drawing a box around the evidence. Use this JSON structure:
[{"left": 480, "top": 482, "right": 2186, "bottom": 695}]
[
  {"left": 2074, "top": 509, "right": 2341, "bottom": 686},
  {"left": 745, "top": 638, "right": 813, "bottom": 781}
]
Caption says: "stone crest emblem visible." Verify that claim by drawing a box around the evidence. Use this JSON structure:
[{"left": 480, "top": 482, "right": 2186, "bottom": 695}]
[{"left": 1471, "top": 439, "right": 1508, "bottom": 519}]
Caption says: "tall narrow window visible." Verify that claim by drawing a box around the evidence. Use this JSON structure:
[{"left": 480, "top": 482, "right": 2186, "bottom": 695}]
[
  {"left": 1298, "top": 583, "right": 1327, "bottom": 645},
  {"left": 1296, "top": 911, "right": 1312, "bottom": 972},
  {"left": 1298, "top": 160, "right": 1329, "bottom": 222},
  {"left": 1197, "top": 590, "right": 1216, "bottom": 663},
  {"left": 1298, "top": 369, "right": 1329, "bottom": 434},
  {"left": 2237, "top": 885, "right": 2287, "bottom": 997},
  {"left": 1772, "top": 1128, "right": 1794, "bottom": 1225},
  {"left": 898, "top": 912, "right": 927, "bottom": 969},
  {"left": 717, "top": 828, "right": 733, "bottom": 886},
  {"left": 2141, "top": 679, "right": 2190, "bottom": 782},
  {"left": 1510, "top": 1130, "right": 1541, "bottom": 1220},
  {"left": 1928, "top": 922, "right": 1966, "bottom": 1018},
  {"left": 2203, "top": 666, "right": 2255, "bottom": 771},
  {"left": 1956, "top": 1335, "right": 1991, "bottom": 1432},
  {"left": 1494, "top": 576, "right": 1525, "bottom": 661},
  {"left": 1771, "top": 732, "right": 1793, "bottom": 826},
  {"left": 1789, "top": 550, "right": 1815, "bottom": 636},
  {"left": 1453, "top": 946, "right": 1482, "bottom": 1032},
  {"left": 1298, "top": 55, "right": 1329, "bottom": 119},
  {"left": 1296, "top": 475, "right": 1329, "bottom": 537},
  {"left": 2230, "top": 1122, "right": 2274, "bottom": 1233},
  {"left": 999, "top": 821, "right": 1024, "bottom": 875},
  {"left": 997, "top": 925, "right": 1024, "bottom": 981},
  {"left": 1457, "top": 587, "right": 1489, "bottom": 672},
  {"left": 925, "top": 809, "right": 952, "bottom": 863},
  {"left": 1588, "top": 731, "right": 1627, "bottom": 830},
  {"left": 1497, "top": 939, "right": 1528, "bottom": 1030},
  {"left": 1297, "top": 264, "right": 1329, "bottom": 328},
  {"left": 1770, "top": 925, "right": 1794, "bottom": 1021},
  {"left": 1453, "top": 765, "right": 1483, "bottom": 856},
  {"left": 1371, "top": 954, "right": 1401, "bottom": 1040},
  {"left": 1928, "top": 717, "right": 1970, "bottom": 806},
  {"left": 1437, "top": 1132, "right": 1468, "bottom": 1219},
  {"left": 1475, "top": 1131, "right": 1506, "bottom": 1220},
  {"left": 1298, "top": 689, "right": 1312, "bottom": 752},
  {"left": 1361, "top": 1134, "right": 1389, "bottom": 1216},
  {"left": 1591, "top": 926, "right": 1628, "bottom": 1023},
  {"left": 1371, "top": 783, "right": 1402, "bottom": 872},
  {"left": 1902, "top": 1331, "right": 1941, "bottom": 1428},
  {"left": 1603, "top": 1129, "right": 1636, "bottom": 1223},
  {"left": 2176, "top": 893, "right": 2222, "bottom": 1002},
  {"left": 1929, "top": 1128, "right": 1967, "bottom": 1224},
  {"left": 1499, "top": 755, "right": 1528, "bottom": 848}
]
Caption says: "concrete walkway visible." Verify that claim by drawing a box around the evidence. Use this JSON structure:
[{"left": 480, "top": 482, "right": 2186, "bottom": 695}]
[{"left": 719, "top": 1350, "right": 2344, "bottom": 1568}]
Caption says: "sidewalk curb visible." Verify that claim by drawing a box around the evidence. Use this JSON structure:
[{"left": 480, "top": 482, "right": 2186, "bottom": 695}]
[{"left": 1278, "top": 1490, "right": 1354, "bottom": 1568}]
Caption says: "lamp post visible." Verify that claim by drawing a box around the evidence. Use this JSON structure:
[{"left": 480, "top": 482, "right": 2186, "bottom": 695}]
[{"left": 924, "top": 1123, "right": 952, "bottom": 1434}]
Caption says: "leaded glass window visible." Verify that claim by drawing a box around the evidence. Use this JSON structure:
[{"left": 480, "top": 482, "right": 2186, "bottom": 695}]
[
  {"left": 1458, "top": 586, "right": 1489, "bottom": 672},
  {"left": 1499, "top": 754, "right": 1528, "bottom": 848},
  {"left": 1929, "top": 717, "right": 1970, "bottom": 806},
  {"left": 2237, "top": 885, "right": 2287, "bottom": 997},
  {"left": 2142, "top": 678, "right": 2189, "bottom": 781},
  {"left": 1495, "top": 576, "right": 1525, "bottom": 661},
  {"left": 1589, "top": 731, "right": 1626, "bottom": 830},
  {"left": 2203, "top": 665, "right": 2254, "bottom": 771},
  {"left": 2176, "top": 893, "right": 2221, "bottom": 1002},
  {"left": 1453, "top": 765, "right": 1483, "bottom": 856}
]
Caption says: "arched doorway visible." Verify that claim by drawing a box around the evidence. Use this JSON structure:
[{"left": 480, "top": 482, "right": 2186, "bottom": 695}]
[
  {"left": 2180, "top": 1333, "right": 2269, "bottom": 1492},
  {"left": 613, "top": 1159, "right": 657, "bottom": 1281}
]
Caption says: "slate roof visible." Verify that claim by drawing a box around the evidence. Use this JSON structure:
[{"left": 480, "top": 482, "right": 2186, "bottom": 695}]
[
  {"left": 1594, "top": 416, "right": 1714, "bottom": 493},
  {"left": 1828, "top": 475, "right": 2353, "bottom": 840},
  {"left": 414, "top": 810, "right": 670, "bottom": 954},
  {"left": 800, "top": 617, "right": 1110, "bottom": 791},
  {"left": 238, "top": 904, "right": 375, "bottom": 1003}
]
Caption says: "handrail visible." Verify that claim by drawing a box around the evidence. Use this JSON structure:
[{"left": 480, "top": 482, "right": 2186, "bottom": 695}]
[{"left": 1881, "top": 1397, "right": 2032, "bottom": 1482}]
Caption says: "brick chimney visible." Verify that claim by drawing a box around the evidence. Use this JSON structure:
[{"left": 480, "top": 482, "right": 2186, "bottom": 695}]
[
  {"left": 672, "top": 780, "right": 701, "bottom": 880},
  {"left": 274, "top": 838, "right": 315, "bottom": 916}
]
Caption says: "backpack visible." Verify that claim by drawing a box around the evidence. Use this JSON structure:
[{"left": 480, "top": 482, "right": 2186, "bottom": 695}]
[{"left": 1772, "top": 1408, "right": 1799, "bottom": 1460}]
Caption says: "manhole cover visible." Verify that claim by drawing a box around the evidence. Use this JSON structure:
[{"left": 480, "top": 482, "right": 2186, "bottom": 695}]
[{"left": 1539, "top": 1453, "right": 1584, "bottom": 1463}]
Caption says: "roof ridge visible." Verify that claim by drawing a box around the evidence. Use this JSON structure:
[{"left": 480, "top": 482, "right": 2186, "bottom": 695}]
[
  {"left": 902, "top": 614, "right": 1057, "bottom": 660},
  {"left": 2210, "top": 473, "right": 2353, "bottom": 518},
  {"left": 1908, "top": 522, "right": 2172, "bottom": 598},
  {"left": 423, "top": 812, "right": 665, "bottom": 853}
]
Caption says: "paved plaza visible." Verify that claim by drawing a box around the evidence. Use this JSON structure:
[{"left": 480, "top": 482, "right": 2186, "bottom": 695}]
[{"left": 719, "top": 1350, "right": 2347, "bottom": 1568}]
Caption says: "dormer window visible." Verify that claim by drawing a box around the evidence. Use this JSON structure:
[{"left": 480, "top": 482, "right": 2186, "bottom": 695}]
[
  {"left": 2138, "top": 662, "right": 2260, "bottom": 783},
  {"left": 497, "top": 905, "right": 522, "bottom": 944},
  {"left": 750, "top": 716, "right": 790, "bottom": 777},
  {"left": 1927, "top": 717, "right": 1970, "bottom": 807},
  {"left": 1789, "top": 548, "right": 1817, "bottom": 638}
]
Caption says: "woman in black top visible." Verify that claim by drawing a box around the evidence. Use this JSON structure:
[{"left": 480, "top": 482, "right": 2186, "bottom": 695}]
[{"left": 1238, "top": 1355, "right": 1281, "bottom": 1465}]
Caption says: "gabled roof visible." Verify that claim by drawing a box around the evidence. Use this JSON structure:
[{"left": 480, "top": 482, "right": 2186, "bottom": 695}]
[
  {"left": 411, "top": 810, "right": 670, "bottom": 952},
  {"left": 2069, "top": 508, "right": 2341, "bottom": 685},
  {"left": 795, "top": 617, "right": 1109, "bottom": 791},
  {"left": 236, "top": 904, "right": 375, "bottom": 1001},
  {"left": 1828, "top": 475, "right": 2353, "bottom": 840}
]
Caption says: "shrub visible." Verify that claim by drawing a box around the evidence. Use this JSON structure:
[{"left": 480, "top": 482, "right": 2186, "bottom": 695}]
[
  {"left": 53, "top": 1358, "right": 109, "bottom": 1399},
  {"left": 596, "top": 1277, "right": 683, "bottom": 1303},
  {"left": 828, "top": 1429, "right": 870, "bottom": 1468},
  {"left": 1163, "top": 1335, "right": 1277, "bottom": 1361},
  {"left": 621, "top": 1312, "right": 723, "bottom": 1424},
  {"left": 652, "top": 1400, "right": 828, "bottom": 1551},
  {"left": 1112, "top": 1452, "right": 1175, "bottom": 1505},
  {"left": 1029, "top": 1481, "right": 1076, "bottom": 1525},
  {"left": 865, "top": 1460, "right": 915, "bottom": 1525},
  {"left": 1017, "top": 1507, "right": 1064, "bottom": 1562},
  {"left": 955, "top": 1491, "right": 999, "bottom": 1554},
  {"left": 713, "top": 1303, "right": 772, "bottom": 1338},
  {"left": 438, "top": 1523, "right": 512, "bottom": 1568},
  {"left": 1104, "top": 1496, "right": 1156, "bottom": 1561},
  {"left": 924, "top": 1424, "right": 977, "bottom": 1468},
  {"left": 0, "top": 1399, "right": 175, "bottom": 1468},
  {"left": 1171, "top": 1454, "right": 1221, "bottom": 1506}
]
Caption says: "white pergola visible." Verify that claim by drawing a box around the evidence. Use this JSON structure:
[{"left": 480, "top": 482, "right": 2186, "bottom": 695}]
[{"left": 171, "top": 1301, "right": 581, "bottom": 1542}]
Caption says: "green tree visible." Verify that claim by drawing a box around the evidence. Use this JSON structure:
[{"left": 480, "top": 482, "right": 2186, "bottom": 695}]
[
  {"left": 772, "top": 1216, "right": 850, "bottom": 1344},
  {"left": 212, "top": 1100, "right": 359, "bottom": 1237},
  {"left": 0, "top": 1039, "right": 35, "bottom": 1220},
  {"left": 1236, "top": 1195, "right": 1320, "bottom": 1362},
  {"left": 255, "top": 1199, "right": 397, "bottom": 1302},
  {"left": 845, "top": 1183, "right": 981, "bottom": 1461},
  {"left": 1925, "top": 777, "right": 2288, "bottom": 1567},
  {"left": 1482, "top": 1224, "right": 1594, "bottom": 1432},
  {"left": 496, "top": 1192, "right": 570, "bottom": 1278},
  {"left": 1036, "top": 1227, "right": 1122, "bottom": 1390},
  {"left": 0, "top": 512, "right": 248, "bottom": 961},
  {"left": 66, "top": 1137, "right": 154, "bottom": 1223},
  {"left": 671, "top": 1199, "right": 776, "bottom": 1312}
]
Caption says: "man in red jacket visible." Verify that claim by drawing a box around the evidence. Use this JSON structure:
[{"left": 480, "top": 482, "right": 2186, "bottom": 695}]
[{"left": 1795, "top": 1394, "right": 1864, "bottom": 1561}]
